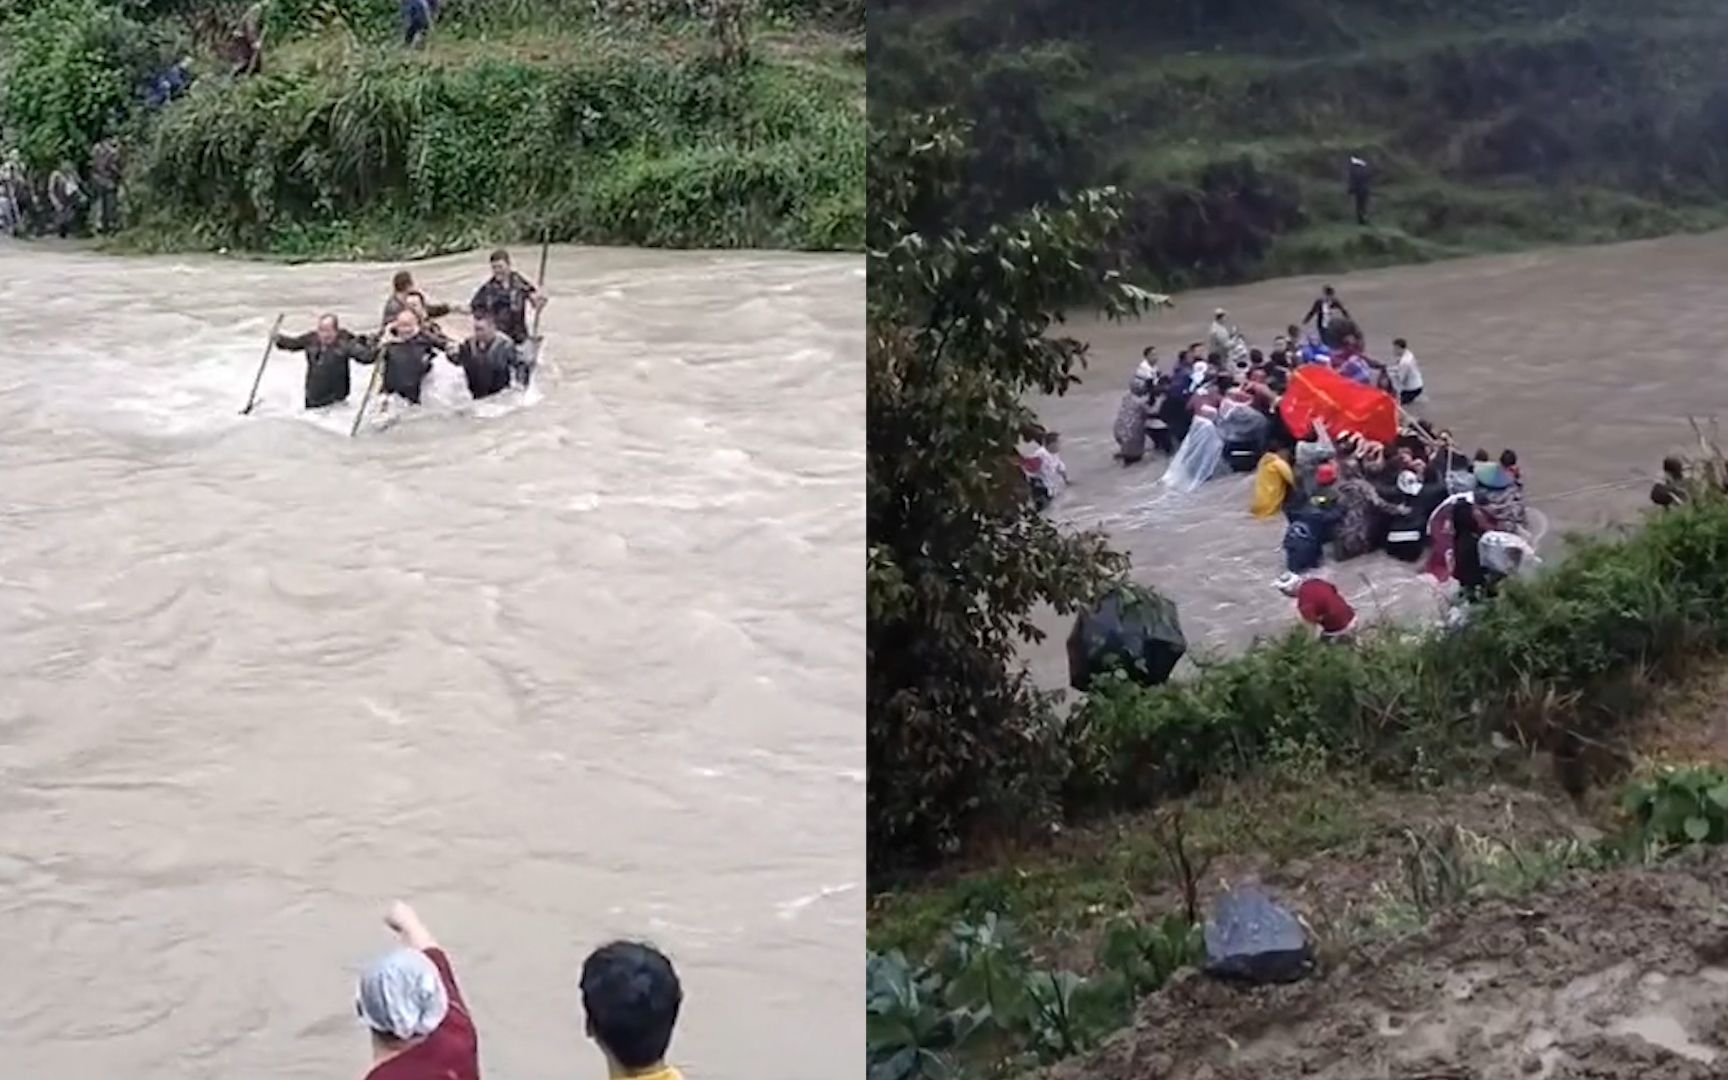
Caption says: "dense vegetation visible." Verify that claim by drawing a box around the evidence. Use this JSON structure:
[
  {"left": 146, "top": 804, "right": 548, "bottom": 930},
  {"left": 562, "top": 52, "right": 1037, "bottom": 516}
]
[
  {"left": 872, "top": 0, "right": 1728, "bottom": 286},
  {"left": 866, "top": 112, "right": 1162, "bottom": 869},
  {"left": 0, "top": 0, "right": 863, "bottom": 257}
]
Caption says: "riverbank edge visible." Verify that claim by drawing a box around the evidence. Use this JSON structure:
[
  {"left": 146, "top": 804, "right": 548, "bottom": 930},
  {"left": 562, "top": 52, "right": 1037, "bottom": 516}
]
[
  {"left": 33, "top": 19, "right": 865, "bottom": 263},
  {"left": 869, "top": 471, "right": 1728, "bottom": 1067}
]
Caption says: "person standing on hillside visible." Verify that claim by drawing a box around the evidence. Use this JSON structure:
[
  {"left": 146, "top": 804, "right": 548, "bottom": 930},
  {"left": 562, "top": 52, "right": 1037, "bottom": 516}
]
[
  {"left": 403, "top": 0, "right": 435, "bottom": 47},
  {"left": 89, "top": 137, "right": 122, "bottom": 234},
  {"left": 233, "top": 1, "right": 266, "bottom": 77},
  {"left": 1347, "top": 155, "right": 1372, "bottom": 226},
  {"left": 46, "top": 161, "right": 83, "bottom": 238},
  {"left": 0, "top": 148, "right": 26, "bottom": 237}
]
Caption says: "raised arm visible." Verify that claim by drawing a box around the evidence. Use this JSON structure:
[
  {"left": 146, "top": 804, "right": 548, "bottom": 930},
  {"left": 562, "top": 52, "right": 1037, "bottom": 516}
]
[
  {"left": 274, "top": 331, "right": 315, "bottom": 352},
  {"left": 385, "top": 900, "right": 438, "bottom": 952}
]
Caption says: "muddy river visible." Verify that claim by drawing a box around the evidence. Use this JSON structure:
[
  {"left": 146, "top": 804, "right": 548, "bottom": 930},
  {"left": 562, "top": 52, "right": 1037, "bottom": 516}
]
[
  {"left": 0, "top": 244, "right": 862, "bottom": 1078},
  {"left": 1030, "top": 230, "right": 1728, "bottom": 690}
]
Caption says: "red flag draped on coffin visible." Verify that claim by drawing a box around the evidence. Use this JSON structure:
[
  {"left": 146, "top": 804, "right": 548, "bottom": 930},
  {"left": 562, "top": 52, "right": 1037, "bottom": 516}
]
[{"left": 1278, "top": 365, "right": 1399, "bottom": 446}]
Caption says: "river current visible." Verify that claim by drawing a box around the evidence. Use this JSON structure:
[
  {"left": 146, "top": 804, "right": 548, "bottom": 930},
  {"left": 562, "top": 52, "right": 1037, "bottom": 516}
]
[{"left": 0, "top": 243, "right": 863, "bottom": 1079}]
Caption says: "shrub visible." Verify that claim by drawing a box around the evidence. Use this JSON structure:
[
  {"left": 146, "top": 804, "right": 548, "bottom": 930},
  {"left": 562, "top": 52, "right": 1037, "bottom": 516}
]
[
  {"left": 1622, "top": 765, "right": 1728, "bottom": 848},
  {"left": 1062, "top": 495, "right": 1728, "bottom": 819},
  {"left": 0, "top": 0, "right": 171, "bottom": 171},
  {"left": 124, "top": 48, "right": 860, "bottom": 253}
]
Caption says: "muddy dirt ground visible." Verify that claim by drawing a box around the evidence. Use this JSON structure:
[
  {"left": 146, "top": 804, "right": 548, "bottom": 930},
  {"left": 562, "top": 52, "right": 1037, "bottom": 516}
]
[
  {"left": 1026, "top": 230, "right": 1728, "bottom": 692},
  {"left": 1045, "top": 847, "right": 1728, "bottom": 1080}
]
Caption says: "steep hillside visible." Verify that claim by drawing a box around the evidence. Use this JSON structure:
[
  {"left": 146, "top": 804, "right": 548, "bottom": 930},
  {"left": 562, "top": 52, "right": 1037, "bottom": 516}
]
[
  {"left": 872, "top": 0, "right": 1728, "bottom": 284},
  {"left": 0, "top": 0, "right": 863, "bottom": 257}
]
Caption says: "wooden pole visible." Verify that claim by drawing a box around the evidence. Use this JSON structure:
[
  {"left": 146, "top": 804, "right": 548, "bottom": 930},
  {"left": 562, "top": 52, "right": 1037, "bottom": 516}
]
[{"left": 240, "top": 313, "right": 285, "bottom": 415}]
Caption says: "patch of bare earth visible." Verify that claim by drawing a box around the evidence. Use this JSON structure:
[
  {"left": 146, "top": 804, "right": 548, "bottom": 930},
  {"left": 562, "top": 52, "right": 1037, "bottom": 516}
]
[{"left": 1043, "top": 849, "right": 1728, "bottom": 1080}]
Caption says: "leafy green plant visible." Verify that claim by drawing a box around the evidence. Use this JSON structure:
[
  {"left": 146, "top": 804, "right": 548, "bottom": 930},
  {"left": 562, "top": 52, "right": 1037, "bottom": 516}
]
[
  {"left": 866, "top": 949, "right": 975, "bottom": 1080},
  {"left": 0, "top": 0, "right": 170, "bottom": 171},
  {"left": 1022, "top": 969, "right": 1117, "bottom": 1059},
  {"left": 867, "top": 110, "right": 1168, "bottom": 868},
  {"left": 1622, "top": 765, "right": 1728, "bottom": 848},
  {"left": 940, "top": 912, "right": 1028, "bottom": 1028},
  {"left": 1097, "top": 912, "right": 1201, "bottom": 997}
]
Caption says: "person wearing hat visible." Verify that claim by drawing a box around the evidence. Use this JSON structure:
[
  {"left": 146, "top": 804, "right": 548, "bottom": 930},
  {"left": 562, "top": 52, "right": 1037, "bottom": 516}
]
[
  {"left": 1208, "top": 308, "right": 1234, "bottom": 361},
  {"left": 1276, "top": 572, "right": 1357, "bottom": 642},
  {"left": 357, "top": 901, "right": 478, "bottom": 1080},
  {"left": 1384, "top": 468, "right": 1438, "bottom": 562}
]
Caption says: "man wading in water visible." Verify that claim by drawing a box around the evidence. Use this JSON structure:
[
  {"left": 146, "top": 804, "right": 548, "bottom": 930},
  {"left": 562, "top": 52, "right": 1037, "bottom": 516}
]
[
  {"left": 470, "top": 249, "right": 546, "bottom": 345},
  {"left": 355, "top": 901, "right": 478, "bottom": 1080},
  {"left": 274, "top": 314, "right": 376, "bottom": 409},
  {"left": 449, "top": 310, "right": 527, "bottom": 400},
  {"left": 580, "top": 941, "right": 686, "bottom": 1080},
  {"left": 376, "top": 308, "right": 454, "bottom": 408}
]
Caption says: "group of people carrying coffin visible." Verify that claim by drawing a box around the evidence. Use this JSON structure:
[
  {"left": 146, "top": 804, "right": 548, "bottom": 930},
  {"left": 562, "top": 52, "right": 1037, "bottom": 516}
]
[{"left": 273, "top": 249, "right": 546, "bottom": 412}]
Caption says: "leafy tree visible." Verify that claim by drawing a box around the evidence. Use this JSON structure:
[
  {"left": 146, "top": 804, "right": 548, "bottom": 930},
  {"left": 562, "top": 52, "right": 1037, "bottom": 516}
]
[
  {"left": 867, "top": 111, "right": 1165, "bottom": 867},
  {"left": 0, "top": 0, "right": 168, "bottom": 171}
]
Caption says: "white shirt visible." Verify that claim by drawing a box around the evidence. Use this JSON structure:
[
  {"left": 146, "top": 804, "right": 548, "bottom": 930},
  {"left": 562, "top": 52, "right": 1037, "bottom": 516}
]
[
  {"left": 1031, "top": 445, "right": 1068, "bottom": 497},
  {"left": 1392, "top": 348, "right": 1424, "bottom": 393}
]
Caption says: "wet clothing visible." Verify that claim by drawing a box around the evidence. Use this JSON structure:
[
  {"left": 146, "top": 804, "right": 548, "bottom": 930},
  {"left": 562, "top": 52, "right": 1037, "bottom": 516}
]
[
  {"left": 363, "top": 948, "right": 479, "bottom": 1080},
  {"left": 378, "top": 330, "right": 453, "bottom": 404},
  {"left": 381, "top": 294, "right": 452, "bottom": 329},
  {"left": 1452, "top": 497, "right": 1491, "bottom": 598},
  {"left": 1296, "top": 578, "right": 1355, "bottom": 635},
  {"left": 1336, "top": 354, "right": 1373, "bottom": 386},
  {"left": 1284, "top": 498, "right": 1342, "bottom": 573},
  {"left": 275, "top": 329, "right": 375, "bottom": 409},
  {"left": 1114, "top": 389, "right": 1150, "bottom": 463},
  {"left": 1251, "top": 452, "right": 1295, "bottom": 519},
  {"left": 469, "top": 271, "right": 538, "bottom": 344},
  {"left": 1333, "top": 477, "right": 1405, "bottom": 561},
  {"left": 1302, "top": 295, "right": 1351, "bottom": 346},
  {"left": 449, "top": 334, "right": 519, "bottom": 400},
  {"left": 1477, "top": 479, "right": 1527, "bottom": 534},
  {"left": 1385, "top": 479, "right": 1443, "bottom": 562}
]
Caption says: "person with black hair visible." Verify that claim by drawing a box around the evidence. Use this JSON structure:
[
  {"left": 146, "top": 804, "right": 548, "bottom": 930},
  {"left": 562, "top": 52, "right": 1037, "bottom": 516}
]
[
  {"left": 470, "top": 248, "right": 546, "bottom": 344},
  {"left": 580, "top": 941, "right": 683, "bottom": 1079},
  {"left": 1652, "top": 456, "right": 1691, "bottom": 508}
]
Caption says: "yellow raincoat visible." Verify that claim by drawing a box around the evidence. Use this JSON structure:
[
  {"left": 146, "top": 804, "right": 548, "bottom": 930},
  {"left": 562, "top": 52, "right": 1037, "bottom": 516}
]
[{"left": 1251, "top": 452, "right": 1295, "bottom": 519}]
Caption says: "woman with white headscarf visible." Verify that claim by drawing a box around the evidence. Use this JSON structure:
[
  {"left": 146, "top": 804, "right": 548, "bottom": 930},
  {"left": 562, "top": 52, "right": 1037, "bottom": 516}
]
[{"left": 357, "top": 901, "right": 479, "bottom": 1080}]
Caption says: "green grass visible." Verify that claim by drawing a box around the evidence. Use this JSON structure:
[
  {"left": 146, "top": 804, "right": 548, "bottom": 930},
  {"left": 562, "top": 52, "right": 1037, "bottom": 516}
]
[{"left": 869, "top": 770, "right": 1376, "bottom": 961}]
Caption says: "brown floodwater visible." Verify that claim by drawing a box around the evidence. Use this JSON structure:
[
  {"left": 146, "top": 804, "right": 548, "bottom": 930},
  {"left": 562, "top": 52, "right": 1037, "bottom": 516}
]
[
  {"left": 1027, "top": 229, "right": 1728, "bottom": 691},
  {"left": 0, "top": 243, "right": 862, "bottom": 1079}
]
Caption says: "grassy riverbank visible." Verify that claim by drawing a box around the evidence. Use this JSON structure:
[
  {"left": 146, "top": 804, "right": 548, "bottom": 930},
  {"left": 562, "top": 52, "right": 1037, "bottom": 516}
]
[
  {"left": 868, "top": 477, "right": 1728, "bottom": 1072},
  {"left": 873, "top": 0, "right": 1728, "bottom": 286},
  {"left": 0, "top": 1, "right": 863, "bottom": 259}
]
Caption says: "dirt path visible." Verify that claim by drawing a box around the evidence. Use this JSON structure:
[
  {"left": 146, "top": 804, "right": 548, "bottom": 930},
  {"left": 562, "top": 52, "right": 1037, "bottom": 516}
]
[
  {"left": 1045, "top": 849, "right": 1728, "bottom": 1080},
  {"left": 1026, "top": 230, "right": 1728, "bottom": 691}
]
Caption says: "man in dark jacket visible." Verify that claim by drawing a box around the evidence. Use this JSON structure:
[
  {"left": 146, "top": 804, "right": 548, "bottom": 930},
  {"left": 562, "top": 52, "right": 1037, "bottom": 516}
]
[
  {"left": 89, "top": 137, "right": 122, "bottom": 234},
  {"left": 469, "top": 248, "right": 545, "bottom": 344},
  {"left": 377, "top": 309, "right": 454, "bottom": 406},
  {"left": 449, "top": 311, "right": 523, "bottom": 400},
  {"left": 274, "top": 314, "right": 377, "bottom": 409},
  {"left": 1347, "top": 156, "right": 1371, "bottom": 225}
]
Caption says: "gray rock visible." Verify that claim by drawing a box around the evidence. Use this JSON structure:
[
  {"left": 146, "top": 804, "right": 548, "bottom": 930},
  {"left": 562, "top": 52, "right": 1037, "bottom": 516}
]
[{"left": 1203, "top": 884, "right": 1314, "bottom": 985}]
